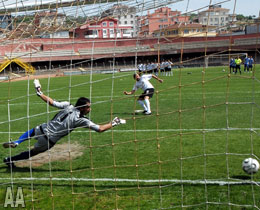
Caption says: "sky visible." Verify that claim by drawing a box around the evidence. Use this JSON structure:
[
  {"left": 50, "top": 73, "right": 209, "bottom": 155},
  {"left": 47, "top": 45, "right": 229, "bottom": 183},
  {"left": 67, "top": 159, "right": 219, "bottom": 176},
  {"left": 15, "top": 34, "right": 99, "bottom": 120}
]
[
  {"left": 173, "top": 0, "right": 260, "bottom": 17},
  {"left": 2, "top": 0, "right": 260, "bottom": 17}
]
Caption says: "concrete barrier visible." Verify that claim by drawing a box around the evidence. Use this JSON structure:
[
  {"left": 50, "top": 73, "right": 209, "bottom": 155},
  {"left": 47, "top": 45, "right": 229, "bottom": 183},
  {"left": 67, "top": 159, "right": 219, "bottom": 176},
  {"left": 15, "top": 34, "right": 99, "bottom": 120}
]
[{"left": 0, "top": 76, "right": 8, "bottom": 80}]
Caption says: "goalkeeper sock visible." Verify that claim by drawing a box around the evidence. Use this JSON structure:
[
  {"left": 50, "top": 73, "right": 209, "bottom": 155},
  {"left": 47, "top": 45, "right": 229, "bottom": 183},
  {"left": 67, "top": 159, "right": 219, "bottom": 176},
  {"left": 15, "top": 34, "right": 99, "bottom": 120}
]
[
  {"left": 138, "top": 100, "right": 147, "bottom": 111},
  {"left": 14, "top": 128, "right": 35, "bottom": 145},
  {"left": 144, "top": 98, "right": 151, "bottom": 113}
]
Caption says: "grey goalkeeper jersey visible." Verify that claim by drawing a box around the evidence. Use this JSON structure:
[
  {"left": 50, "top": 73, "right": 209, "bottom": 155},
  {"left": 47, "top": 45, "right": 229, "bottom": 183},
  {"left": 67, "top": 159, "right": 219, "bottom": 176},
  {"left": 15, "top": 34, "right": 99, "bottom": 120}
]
[{"left": 40, "top": 101, "right": 100, "bottom": 143}]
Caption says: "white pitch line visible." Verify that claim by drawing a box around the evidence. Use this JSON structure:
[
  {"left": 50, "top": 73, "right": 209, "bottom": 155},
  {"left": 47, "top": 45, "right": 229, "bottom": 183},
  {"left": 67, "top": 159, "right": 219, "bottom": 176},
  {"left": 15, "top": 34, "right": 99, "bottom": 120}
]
[
  {"left": 0, "top": 177, "right": 259, "bottom": 185},
  {"left": 1, "top": 128, "right": 260, "bottom": 134}
]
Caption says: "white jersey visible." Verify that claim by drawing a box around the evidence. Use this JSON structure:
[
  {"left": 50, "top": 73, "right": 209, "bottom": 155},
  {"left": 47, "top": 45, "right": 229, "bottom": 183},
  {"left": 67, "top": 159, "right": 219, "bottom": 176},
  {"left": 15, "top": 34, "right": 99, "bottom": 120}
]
[
  {"left": 133, "top": 74, "right": 154, "bottom": 91},
  {"left": 39, "top": 101, "right": 100, "bottom": 143},
  {"left": 146, "top": 64, "right": 153, "bottom": 71},
  {"left": 151, "top": 63, "right": 158, "bottom": 70}
]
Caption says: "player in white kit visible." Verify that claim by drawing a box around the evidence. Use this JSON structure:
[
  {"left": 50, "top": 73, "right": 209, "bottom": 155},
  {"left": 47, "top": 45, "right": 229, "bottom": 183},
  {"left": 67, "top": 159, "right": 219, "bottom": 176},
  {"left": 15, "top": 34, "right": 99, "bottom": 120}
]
[
  {"left": 123, "top": 73, "right": 163, "bottom": 115},
  {"left": 3, "top": 79, "right": 125, "bottom": 168}
]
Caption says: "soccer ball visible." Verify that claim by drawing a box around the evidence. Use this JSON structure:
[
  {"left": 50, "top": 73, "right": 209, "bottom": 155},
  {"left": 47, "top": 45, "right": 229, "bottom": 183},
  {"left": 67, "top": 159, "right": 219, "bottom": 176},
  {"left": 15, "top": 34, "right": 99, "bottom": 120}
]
[{"left": 242, "top": 158, "right": 259, "bottom": 174}]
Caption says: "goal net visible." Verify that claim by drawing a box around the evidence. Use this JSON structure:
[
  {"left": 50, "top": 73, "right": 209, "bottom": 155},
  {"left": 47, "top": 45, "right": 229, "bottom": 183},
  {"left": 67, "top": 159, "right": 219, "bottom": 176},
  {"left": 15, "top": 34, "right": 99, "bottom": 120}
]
[
  {"left": 0, "top": 0, "right": 260, "bottom": 209},
  {"left": 206, "top": 52, "right": 248, "bottom": 68}
]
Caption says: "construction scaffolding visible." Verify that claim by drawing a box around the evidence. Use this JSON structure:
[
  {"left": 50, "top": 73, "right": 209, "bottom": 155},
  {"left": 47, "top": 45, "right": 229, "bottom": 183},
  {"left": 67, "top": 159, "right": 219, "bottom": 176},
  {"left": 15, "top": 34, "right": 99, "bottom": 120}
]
[{"left": 0, "top": 58, "right": 35, "bottom": 74}]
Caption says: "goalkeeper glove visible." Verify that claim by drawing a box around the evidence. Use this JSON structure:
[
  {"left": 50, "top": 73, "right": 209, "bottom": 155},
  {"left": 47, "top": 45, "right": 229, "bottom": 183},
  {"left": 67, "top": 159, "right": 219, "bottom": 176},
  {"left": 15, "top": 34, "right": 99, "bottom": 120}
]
[
  {"left": 33, "top": 79, "right": 43, "bottom": 96},
  {"left": 111, "top": 117, "right": 126, "bottom": 127}
]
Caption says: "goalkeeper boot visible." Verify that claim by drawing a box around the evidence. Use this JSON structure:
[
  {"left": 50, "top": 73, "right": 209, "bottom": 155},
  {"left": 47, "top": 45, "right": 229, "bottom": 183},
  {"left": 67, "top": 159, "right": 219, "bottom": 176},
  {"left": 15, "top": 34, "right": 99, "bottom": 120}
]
[
  {"left": 3, "top": 157, "right": 16, "bottom": 168},
  {"left": 3, "top": 141, "right": 18, "bottom": 148}
]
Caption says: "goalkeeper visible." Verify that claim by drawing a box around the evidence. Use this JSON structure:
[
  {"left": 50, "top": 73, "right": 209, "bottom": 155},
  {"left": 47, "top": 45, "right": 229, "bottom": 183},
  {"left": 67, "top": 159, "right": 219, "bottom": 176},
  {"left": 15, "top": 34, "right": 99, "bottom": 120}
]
[{"left": 3, "top": 79, "right": 125, "bottom": 168}]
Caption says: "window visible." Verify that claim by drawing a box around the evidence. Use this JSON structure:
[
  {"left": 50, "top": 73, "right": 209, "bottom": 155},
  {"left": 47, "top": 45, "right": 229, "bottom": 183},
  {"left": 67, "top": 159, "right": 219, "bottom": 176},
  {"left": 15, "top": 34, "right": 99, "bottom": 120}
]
[
  {"left": 173, "top": 30, "right": 178, "bottom": 34},
  {"left": 103, "top": 29, "right": 107, "bottom": 36},
  {"left": 102, "top": 22, "right": 107, "bottom": 27},
  {"left": 124, "top": 21, "right": 127, "bottom": 24},
  {"left": 109, "top": 22, "right": 114, "bottom": 26},
  {"left": 159, "top": 18, "right": 167, "bottom": 22},
  {"left": 85, "top": 30, "right": 98, "bottom": 36},
  {"left": 184, "top": 29, "right": 189, "bottom": 34},
  {"left": 131, "top": 21, "right": 133, "bottom": 24},
  {"left": 123, "top": 29, "right": 131, "bottom": 34}
]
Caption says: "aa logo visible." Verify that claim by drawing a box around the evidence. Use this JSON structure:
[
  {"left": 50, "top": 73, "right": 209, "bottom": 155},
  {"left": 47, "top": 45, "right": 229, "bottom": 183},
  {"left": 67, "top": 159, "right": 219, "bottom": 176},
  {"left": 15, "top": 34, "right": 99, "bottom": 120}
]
[{"left": 4, "top": 187, "right": 25, "bottom": 208}]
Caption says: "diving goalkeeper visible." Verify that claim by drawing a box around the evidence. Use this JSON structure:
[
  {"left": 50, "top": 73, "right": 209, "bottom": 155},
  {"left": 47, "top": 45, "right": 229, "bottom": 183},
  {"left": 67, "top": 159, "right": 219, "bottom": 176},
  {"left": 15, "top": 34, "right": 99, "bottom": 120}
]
[{"left": 3, "top": 79, "right": 125, "bottom": 168}]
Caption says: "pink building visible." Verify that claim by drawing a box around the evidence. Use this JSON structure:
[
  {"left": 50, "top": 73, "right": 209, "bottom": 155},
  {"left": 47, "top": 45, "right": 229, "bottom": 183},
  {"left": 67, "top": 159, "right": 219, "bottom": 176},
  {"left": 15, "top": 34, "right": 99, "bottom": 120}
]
[
  {"left": 138, "top": 7, "right": 189, "bottom": 37},
  {"left": 74, "top": 17, "right": 132, "bottom": 38}
]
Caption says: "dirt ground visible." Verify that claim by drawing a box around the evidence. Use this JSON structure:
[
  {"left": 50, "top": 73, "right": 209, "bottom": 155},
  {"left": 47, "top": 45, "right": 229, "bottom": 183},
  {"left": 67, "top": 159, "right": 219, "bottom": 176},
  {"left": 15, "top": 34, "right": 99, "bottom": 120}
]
[{"left": 16, "top": 142, "right": 84, "bottom": 168}]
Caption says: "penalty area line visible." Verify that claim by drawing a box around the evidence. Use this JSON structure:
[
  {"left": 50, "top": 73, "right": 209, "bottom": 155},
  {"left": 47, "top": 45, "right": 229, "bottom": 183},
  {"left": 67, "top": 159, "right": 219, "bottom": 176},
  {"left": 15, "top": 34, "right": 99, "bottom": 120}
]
[{"left": 0, "top": 177, "right": 259, "bottom": 185}]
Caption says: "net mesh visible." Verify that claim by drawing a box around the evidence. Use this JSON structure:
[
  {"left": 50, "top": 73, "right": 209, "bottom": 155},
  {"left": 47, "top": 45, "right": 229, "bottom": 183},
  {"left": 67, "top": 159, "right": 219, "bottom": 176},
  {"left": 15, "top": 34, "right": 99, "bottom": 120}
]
[{"left": 0, "top": 0, "right": 260, "bottom": 209}]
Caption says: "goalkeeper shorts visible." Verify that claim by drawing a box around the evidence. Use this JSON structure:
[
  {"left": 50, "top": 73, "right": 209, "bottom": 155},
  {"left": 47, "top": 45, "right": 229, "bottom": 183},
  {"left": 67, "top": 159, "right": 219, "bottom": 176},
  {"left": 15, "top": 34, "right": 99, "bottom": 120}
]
[{"left": 33, "top": 126, "right": 56, "bottom": 152}]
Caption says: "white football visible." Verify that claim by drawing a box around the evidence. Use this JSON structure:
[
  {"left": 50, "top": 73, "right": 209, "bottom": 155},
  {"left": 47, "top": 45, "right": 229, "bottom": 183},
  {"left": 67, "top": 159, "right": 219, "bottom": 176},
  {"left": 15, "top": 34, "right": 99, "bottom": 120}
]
[{"left": 242, "top": 158, "right": 259, "bottom": 174}]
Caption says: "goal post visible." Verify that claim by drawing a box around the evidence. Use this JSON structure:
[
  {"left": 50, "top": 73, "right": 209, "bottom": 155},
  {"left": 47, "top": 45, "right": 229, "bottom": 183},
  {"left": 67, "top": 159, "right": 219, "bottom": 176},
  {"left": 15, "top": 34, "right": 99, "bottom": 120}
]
[{"left": 205, "top": 52, "right": 248, "bottom": 68}]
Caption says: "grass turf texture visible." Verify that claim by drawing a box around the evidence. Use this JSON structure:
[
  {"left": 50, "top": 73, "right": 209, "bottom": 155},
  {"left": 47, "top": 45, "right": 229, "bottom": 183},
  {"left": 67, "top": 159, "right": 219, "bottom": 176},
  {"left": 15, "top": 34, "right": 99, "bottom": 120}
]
[{"left": 0, "top": 66, "right": 260, "bottom": 209}]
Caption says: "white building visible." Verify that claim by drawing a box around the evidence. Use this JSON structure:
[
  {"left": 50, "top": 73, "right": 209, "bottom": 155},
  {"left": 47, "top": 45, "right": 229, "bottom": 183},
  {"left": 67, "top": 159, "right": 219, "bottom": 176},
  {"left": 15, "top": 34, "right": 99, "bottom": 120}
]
[
  {"left": 198, "top": 5, "right": 237, "bottom": 32},
  {"left": 35, "top": 11, "right": 66, "bottom": 28},
  {"left": 101, "top": 4, "right": 138, "bottom": 37},
  {"left": 40, "top": 30, "right": 70, "bottom": 38}
]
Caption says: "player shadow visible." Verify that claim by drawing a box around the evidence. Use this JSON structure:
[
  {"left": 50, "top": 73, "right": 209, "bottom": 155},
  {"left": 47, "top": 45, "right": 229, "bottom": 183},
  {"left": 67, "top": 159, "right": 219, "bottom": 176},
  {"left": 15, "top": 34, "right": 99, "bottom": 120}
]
[
  {"left": 108, "top": 110, "right": 148, "bottom": 115},
  {"left": 231, "top": 175, "right": 251, "bottom": 180}
]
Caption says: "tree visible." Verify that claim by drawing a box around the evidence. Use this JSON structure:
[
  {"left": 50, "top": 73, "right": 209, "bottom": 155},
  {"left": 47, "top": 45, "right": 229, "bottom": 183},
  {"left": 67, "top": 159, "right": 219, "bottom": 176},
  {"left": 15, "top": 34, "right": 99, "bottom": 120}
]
[{"left": 236, "top": 14, "right": 245, "bottom": 21}]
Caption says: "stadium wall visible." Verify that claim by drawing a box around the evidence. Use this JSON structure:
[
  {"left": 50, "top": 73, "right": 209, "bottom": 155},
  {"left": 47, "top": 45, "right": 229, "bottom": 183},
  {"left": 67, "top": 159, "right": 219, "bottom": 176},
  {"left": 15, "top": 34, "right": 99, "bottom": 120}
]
[{"left": 0, "top": 33, "right": 259, "bottom": 63}]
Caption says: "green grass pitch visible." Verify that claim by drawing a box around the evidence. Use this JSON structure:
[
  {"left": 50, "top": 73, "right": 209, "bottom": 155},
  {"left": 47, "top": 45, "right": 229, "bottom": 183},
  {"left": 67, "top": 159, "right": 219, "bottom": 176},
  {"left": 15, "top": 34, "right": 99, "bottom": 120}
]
[{"left": 0, "top": 66, "right": 260, "bottom": 209}]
